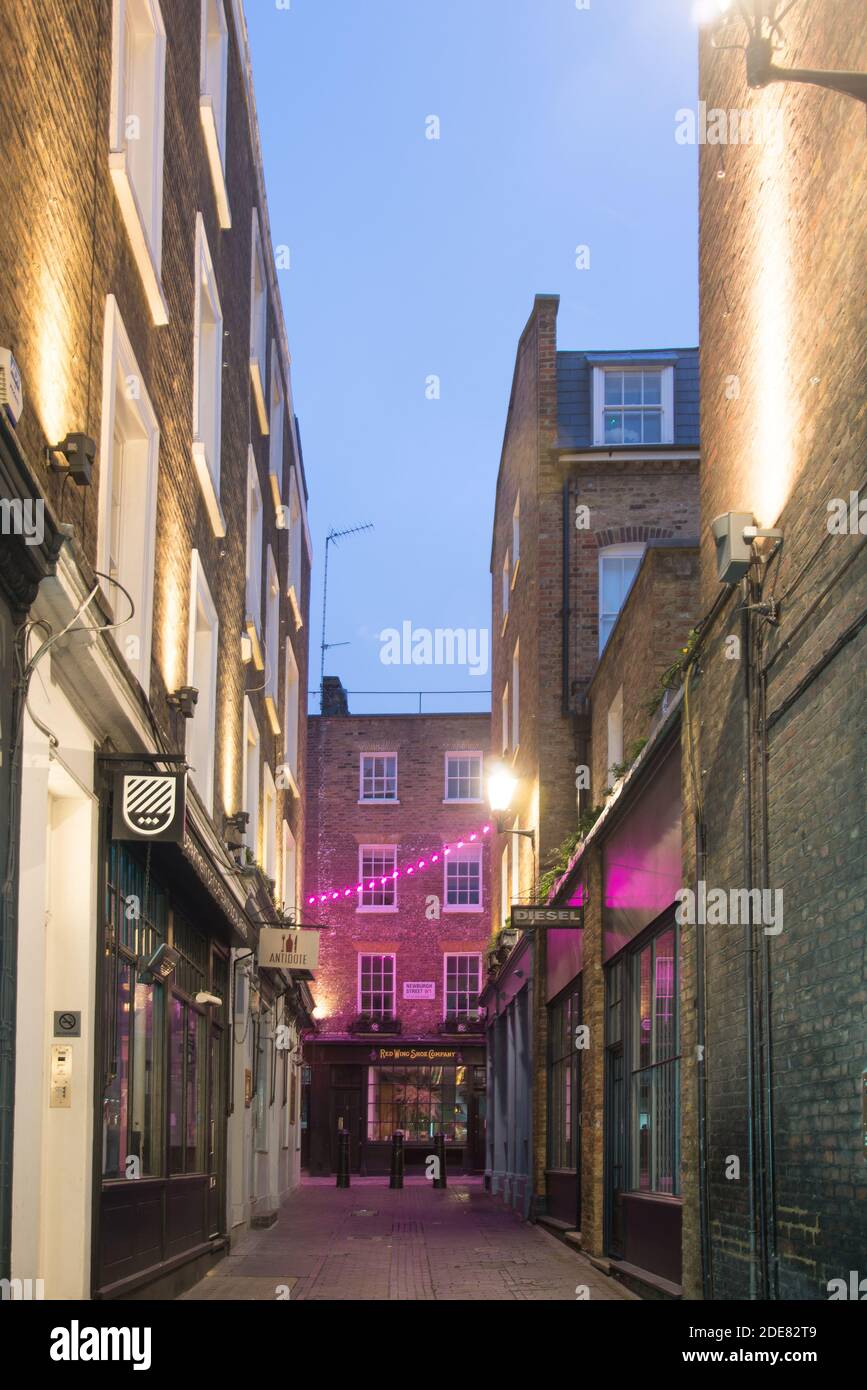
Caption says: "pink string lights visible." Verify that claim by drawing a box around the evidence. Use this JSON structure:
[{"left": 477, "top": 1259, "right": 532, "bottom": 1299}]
[{"left": 306, "top": 822, "right": 492, "bottom": 906}]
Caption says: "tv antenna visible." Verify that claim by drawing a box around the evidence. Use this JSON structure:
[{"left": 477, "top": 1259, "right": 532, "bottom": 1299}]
[{"left": 320, "top": 522, "right": 374, "bottom": 703}]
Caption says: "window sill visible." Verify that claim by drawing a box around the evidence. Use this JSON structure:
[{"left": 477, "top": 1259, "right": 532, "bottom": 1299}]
[
  {"left": 356, "top": 905, "right": 398, "bottom": 914},
  {"left": 191, "top": 441, "right": 227, "bottom": 538},
  {"left": 199, "top": 97, "right": 232, "bottom": 230},
  {"left": 442, "top": 798, "right": 484, "bottom": 805},
  {"left": 357, "top": 799, "right": 400, "bottom": 806},
  {"left": 287, "top": 584, "right": 303, "bottom": 630},
  {"left": 244, "top": 617, "right": 265, "bottom": 671},
  {"left": 264, "top": 693, "right": 282, "bottom": 736},
  {"left": 442, "top": 903, "right": 484, "bottom": 914},
  {"left": 250, "top": 356, "right": 269, "bottom": 433},
  {"left": 109, "top": 150, "right": 169, "bottom": 327}
]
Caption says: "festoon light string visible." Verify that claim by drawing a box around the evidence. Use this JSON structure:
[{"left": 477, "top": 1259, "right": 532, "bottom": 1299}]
[{"left": 307, "top": 822, "right": 492, "bottom": 906}]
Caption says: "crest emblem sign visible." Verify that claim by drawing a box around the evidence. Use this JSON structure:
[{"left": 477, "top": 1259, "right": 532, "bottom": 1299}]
[{"left": 112, "top": 772, "right": 186, "bottom": 843}]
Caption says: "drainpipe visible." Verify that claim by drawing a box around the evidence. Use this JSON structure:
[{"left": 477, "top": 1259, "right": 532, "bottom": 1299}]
[
  {"left": 758, "top": 661, "right": 779, "bottom": 1298},
  {"left": 562, "top": 479, "right": 572, "bottom": 718},
  {"left": 695, "top": 816, "right": 713, "bottom": 1299},
  {"left": 741, "top": 593, "right": 765, "bottom": 1300}
]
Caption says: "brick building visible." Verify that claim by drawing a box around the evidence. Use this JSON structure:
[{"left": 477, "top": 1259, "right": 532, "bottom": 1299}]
[
  {"left": 304, "top": 692, "right": 491, "bottom": 1176},
  {"left": 675, "top": 0, "right": 867, "bottom": 1300},
  {"left": 0, "top": 0, "right": 313, "bottom": 1297},
  {"left": 484, "top": 295, "right": 700, "bottom": 1262}
]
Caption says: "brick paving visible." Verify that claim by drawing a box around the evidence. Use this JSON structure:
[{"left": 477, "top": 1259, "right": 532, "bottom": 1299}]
[{"left": 180, "top": 1177, "right": 638, "bottom": 1301}]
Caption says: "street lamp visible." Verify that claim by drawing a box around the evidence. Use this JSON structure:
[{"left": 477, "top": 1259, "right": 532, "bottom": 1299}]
[
  {"left": 696, "top": 1, "right": 867, "bottom": 110},
  {"left": 486, "top": 764, "right": 537, "bottom": 897}
]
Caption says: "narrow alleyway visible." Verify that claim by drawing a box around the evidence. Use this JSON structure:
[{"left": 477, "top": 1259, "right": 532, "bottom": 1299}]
[{"left": 180, "top": 1178, "right": 637, "bottom": 1301}]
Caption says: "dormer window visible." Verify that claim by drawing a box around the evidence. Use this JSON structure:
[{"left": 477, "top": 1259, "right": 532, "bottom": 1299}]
[{"left": 593, "top": 366, "right": 674, "bottom": 446}]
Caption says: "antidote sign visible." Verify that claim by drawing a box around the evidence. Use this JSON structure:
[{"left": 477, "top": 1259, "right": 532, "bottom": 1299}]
[
  {"left": 511, "top": 905, "right": 584, "bottom": 928},
  {"left": 258, "top": 927, "right": 320, "bottom": 971}
]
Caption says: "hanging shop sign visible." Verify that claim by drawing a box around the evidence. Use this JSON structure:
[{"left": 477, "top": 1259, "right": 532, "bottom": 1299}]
[
  {"left": 373, "top": 1046, "right": 460, "bottom": 1063},
  {"left": 258, "top": 927, "right": 320, "bottom": 972},
  {"left": 403, "top": 981, "right": 435, "bottom": 1000},
  {"left": 511, "top": 904, "right": 584, "bottom": 928},
  {"left": 112, "top": 772, "right": 186, "bottom": 842}
]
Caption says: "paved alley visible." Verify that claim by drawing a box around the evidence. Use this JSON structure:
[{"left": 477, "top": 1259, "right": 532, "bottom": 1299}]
[{"left": 180, "top": 1178, "right": 637, "bottom": 1302}]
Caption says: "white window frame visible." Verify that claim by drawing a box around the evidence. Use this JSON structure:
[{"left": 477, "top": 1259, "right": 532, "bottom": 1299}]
[
  {"left": 185, "top": 549, "right": 219, "bottom": 813},
  {"left": 192, "top": 213, "right": 226, "bottom": 537},
  {"left": 268, "top": 345, "right": 284, "bottom": 496},
  {"left": 262, "top": 763, "right": 277, "bottom": 883},
  {"left": 97, "top": 295, "right": 160, "bottom": 697},
  {"left": 357, "top": 953, "right": 396, "bottom": 1018},
  {"left": 281, "top": 821, "right": 297, "bottom": 918},
  {"left": 607, "top": 686, "right": 624, "bottom": 783},
  {"left": 281, "top": 640, "right": 300, "bottom": 794},
  {"left": 501, "top": 684, "right": 509, "bottom": 756},
  {"left": 199, "top": 0, "right": 231, "bottom": 228},
  {"left": 263, "top": 545, "right": 281, "bottom": 734},
  {"left": 108, "top": 0, "right": 168, "bottom": 324},
  {"left": 249, "top": 210, "right": 269, "bottom": 433},
  {"left": 359, "top": 753, "right": 398, "bottom": 804},
  {"left": 442, "top": 953, "right": 483, "bottom": 1021},
  {"left": 511, "top": 641, "right": 520, "bottom": 752},
  {"left": 357, "top": 845, "right": 398, "bottom": 914},
  {"left": 287, "top": 470, "right": 304, "bottom": 628},
  {"left": 443, "top": 845, "right": 483, "bottom": 913},
  {"left": 512, "top": 493, "right": 520, "bottom": 581},
  {"left": 242, "top": 697, "right": 260, "bottom": 859},
  {"left": 598, "top": 542, "right": 645, "bottom": 654},
  {"left": 592, "top": 365, "right": 674, "bottom": 446},
  {"left": 501, "top": 550, "right": 510, "bottom": 629},
  {"left": 444, "top": 752, "right": 483, "bottom": 804},
  {"left": 245, "top": 448, "right": 264, "bottom": 662}
]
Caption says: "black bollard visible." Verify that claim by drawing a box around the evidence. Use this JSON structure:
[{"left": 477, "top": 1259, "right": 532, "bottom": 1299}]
[
  {"left": 336, "top": 1128, "right": 351, "bottom": 1188},
  {"left": 432, "top": 1131, "right": 447, "bottom": 1189},
  {"left": 389, "top": 1130, "right": 405, "bottom": 1189}
]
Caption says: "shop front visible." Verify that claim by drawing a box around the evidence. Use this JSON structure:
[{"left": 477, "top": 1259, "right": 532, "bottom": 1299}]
[
  {"left": 304, "top": 1041, "right": 486, "bottom": 1176},
  {"left": 93, "top": 786, "right": 252, "bottom": 1300}
]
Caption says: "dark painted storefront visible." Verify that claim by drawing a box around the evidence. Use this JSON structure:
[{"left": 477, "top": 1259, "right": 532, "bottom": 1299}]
[{"left": 304, "top": 1040, "right": 487, "bottom": 1176}]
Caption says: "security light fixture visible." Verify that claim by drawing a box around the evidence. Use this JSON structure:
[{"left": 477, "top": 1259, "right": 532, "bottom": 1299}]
[
  {"left": 195, "top": 991, "right": 223, "bottom": 1007},
  {"left": 140, "top": 943, "right": 180, "bottom": 982},
  {"left": 699, "top": 1, "right": 867, "bottom": 111},
  {"left": 166, "top": 685, "right": 199, "bottom": 718},
  {"left": 47, "top": 432, "right": 96, "bottom": 486},
  {"left": 223, "top": 810, "right": 249, "bottom": 851},
  {"left": 487, "top": 766, "right": 517, "bottom": 816},
  {"left": 711, "top": 511, "right": 783, "bottom": 584}
]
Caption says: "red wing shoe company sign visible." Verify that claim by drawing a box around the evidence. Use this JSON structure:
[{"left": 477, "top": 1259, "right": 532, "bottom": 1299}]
[{"left": 112, "top": 772, "right": 186, "bottom": 842}]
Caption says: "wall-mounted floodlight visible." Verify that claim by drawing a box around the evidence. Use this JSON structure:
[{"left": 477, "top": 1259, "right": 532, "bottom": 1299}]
[{"left": 711, "top": 511, "right": 783, "bottom": 584}]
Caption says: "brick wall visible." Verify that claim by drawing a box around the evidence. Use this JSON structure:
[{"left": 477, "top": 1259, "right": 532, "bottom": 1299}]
[
  {"left": 0, "top": 0, "right": 310, "bottom": 904},
  {"left": 682, "top": 0, "right": 867, "bottom": 1300},
  {"left": 305, "top": 712, "right": 492, "bottom": 1036}
]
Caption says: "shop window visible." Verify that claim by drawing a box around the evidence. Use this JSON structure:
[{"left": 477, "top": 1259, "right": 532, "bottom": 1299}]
[
  {"left": 548, "top": 983, "right": 582, "bottom": 1170},
  {"left": 445, "top": 846, "right": 482, "bottom": 911},
  {"left": 358, "top": 953, "right": 395, "bottom": 1017},
  {"left": 358, "top": 845, "right": 397, "bottom": 911},
  {"left": 359, "top": 752, "right": 397, "bottom": 802},
  {"left": 444, "top": 752, "right": 483, "bottom": 803},
  {"left": 366, "top": 1065, "right": 468, "bottom": 1144},
  {"left": 253, "top": 1016, "right": 273, "bottom": 1153},
  {"left": 631, "top": 925, "right": 679, "bottom": 1194},
  {"left": 168, "top": 997, "right": 207, "bottom": 1174},
  {"left": 443, "top": 954, "right": 482, "bottom": 1019}
]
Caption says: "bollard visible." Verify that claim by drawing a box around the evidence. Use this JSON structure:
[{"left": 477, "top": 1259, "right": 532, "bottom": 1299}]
[
  {"left": 389, "top": 1130, "right": 405, "bottom": 1189},
  {"left": 433, "top": 1131, "right": 447, "bottom": 1189},
  {"left": 336, "top": 1128, "right": 351, "bottom": 1188}
]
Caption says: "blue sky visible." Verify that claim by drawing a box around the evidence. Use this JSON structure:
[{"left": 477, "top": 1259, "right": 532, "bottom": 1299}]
[{"left": 245, "top": 0, "right": 699, "bottom": 714}]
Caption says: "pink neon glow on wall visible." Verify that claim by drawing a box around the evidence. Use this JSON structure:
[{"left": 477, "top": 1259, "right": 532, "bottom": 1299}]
[{"left": 305, "top": 820, "right": 492, "bottom": 905}]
